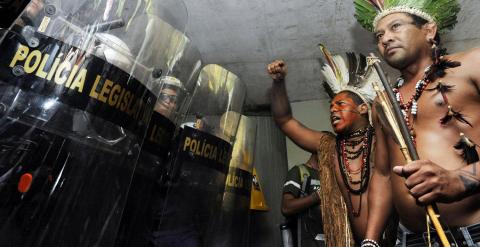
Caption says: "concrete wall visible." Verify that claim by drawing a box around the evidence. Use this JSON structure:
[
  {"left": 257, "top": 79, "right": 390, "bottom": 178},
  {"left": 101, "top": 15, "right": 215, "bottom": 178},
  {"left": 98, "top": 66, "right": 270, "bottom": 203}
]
[
  {"left": 286, "top": 99, "right": 332, "bottom": 169},
  {"left": 249, "top": 116, "right": 288, "bottom": 247},
  {"left": 444, "top": 39, "right": 480, "bottom": 53}
]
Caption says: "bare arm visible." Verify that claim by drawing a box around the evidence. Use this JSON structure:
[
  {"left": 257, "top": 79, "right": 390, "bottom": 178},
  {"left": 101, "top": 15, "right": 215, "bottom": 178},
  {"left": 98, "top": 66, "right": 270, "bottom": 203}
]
[
  {"left": 446, "top": 48, "right": 480, "bottom": 199},
  {"left": 364, "top": 100, "right": 393, "bottom": 242},
  {"left": 281, "top": 192, "right": 319, "bottom": 216},
  {"left": 267, "top": 60, "right": 325, "bottom": 153}
]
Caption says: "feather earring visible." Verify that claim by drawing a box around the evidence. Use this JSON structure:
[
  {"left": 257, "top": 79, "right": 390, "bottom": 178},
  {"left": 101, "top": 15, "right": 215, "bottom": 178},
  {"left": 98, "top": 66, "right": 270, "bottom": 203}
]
[
  {"left": 431, "top": 40, "right": 441, "bottom": 64},
  {"left": 430, "top": 59, "right": 461, "bottom": 79}
]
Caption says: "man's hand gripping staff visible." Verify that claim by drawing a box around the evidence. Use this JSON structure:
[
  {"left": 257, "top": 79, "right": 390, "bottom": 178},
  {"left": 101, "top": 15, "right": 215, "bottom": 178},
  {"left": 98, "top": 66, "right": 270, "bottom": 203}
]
[{"left": 368, "top": 54, "right": 451, "bottom": 247}]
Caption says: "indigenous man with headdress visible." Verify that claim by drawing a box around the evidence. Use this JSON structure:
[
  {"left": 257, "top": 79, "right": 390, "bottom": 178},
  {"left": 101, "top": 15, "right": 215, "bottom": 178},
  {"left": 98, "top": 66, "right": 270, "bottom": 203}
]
[
  {"left": 267, "top": 47, "right": 390, "bottom": 246},
  {"left": 355, "top": 0, "right": 480, "bottom": 246}
]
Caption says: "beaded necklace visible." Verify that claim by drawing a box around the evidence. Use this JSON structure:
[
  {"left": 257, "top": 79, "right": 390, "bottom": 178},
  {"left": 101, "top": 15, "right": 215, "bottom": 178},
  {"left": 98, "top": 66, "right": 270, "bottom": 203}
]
[
  {"left": 345, "top": 146, "right": 364, "bottom": 160},
  {"left": 394, "top": 58, "right": 478, "bottom": 164},
  {"left": 392, "top": 65, "right": 432, "bottom": 143},
  {"left": 336, "top": 126, "right": 374, "bottom": 217}
]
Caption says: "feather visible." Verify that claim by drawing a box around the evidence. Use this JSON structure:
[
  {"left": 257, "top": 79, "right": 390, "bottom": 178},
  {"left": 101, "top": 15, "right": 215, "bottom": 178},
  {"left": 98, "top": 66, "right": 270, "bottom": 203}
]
[
  {"left": 426, "top": 82, "right": 454, "bottom": 104},
  {"left": 368, "top": 0, "right": 384, "bottom": 10},
  {"left": 423, "top": 0, "right": 461, "bottom": 32},
  {"left": 319, "top": 44, "right": 343, "bottom": 83},
  {"left": 429, "top": 59, "right": 461, "bottom": 79},
  {"left": 358, "top": 53, "right": 367, "bottom": 76},
  {"left": 323, "top": 81, "right": 336, "bottom": 99},
  {"left": 321, "top": 61, "right": 342, "bottom": 94},
  {"left": 334, "top": 55, "right": 349, "bottom": 85},
  {"left": 425, "top": 82, "right": 455, "bottom": 93},
  {"left": 318, "top": 45, "right": 382, "bottom": 107},
  {"left": 454, "top": 133, "right": 479, "bottom": 164},
  {"left": 425, "top": 81, "right": 453, "bottom": 105},
  {"left": 431, "top": 46, "right": 447, "bottom": 63},
  {"left": 440, "top": 106, "right": 473, "bottom": 127},
  {"left": 440, "top": 106, "right": 453, "bottom": 125},
  {"left": 354, "top": 0, "right": 461, "bottom": 33},
  {"left": 354, "top": 0, "right": 379, "bottom": 31},
  {"left": 347, "top": 52, "right": 358, "bottom": 86}
]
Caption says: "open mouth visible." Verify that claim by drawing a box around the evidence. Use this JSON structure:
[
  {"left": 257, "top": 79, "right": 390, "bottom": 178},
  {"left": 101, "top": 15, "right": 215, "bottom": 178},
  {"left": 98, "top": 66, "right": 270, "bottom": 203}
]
[{"left": 331, "top": 115, "right": 341, "bottom": 125}]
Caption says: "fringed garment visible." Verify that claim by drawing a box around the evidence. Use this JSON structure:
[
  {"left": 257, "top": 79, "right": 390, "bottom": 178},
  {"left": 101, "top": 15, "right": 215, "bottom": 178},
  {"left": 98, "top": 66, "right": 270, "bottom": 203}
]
[{"left": 316, "top": 132, "right": 355, "bottom": 247}]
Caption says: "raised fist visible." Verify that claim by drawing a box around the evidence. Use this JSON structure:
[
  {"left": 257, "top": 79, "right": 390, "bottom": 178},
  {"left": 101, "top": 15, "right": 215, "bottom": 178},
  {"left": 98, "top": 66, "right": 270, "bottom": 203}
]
[{"left": 267, "top": 60, "right": 287, "bottom": 81}]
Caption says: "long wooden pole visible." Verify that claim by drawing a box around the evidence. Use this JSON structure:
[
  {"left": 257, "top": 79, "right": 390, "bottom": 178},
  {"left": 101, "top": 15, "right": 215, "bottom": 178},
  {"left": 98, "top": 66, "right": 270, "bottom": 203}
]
[{"left": 369, "top": 54, "right": 450, "bottom": 247}]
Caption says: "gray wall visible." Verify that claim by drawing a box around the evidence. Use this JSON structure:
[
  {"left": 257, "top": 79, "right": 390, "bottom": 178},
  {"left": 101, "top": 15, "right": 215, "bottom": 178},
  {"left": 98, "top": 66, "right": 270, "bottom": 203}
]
[
  {"left": 286, "top": 99, "right": 332, "bottom": 168},
  {"left": 249, "top": 116, "right": 288, "bottom": 247}
]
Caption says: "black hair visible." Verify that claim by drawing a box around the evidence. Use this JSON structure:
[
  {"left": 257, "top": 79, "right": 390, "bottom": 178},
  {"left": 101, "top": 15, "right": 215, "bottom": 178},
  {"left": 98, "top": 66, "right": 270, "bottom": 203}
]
[
  {"left": 408, "top": 13, "right": 441, "bottom": 45},
  {"left": 341, "top": 91, "right": 365, "bottom": 106}
]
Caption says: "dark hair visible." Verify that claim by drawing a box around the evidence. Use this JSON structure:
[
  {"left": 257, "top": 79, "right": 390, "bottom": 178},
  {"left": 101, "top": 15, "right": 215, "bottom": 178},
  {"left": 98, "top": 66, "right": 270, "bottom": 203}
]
[
  {"left": 408, "top": 13, "right": 441, "bottom": 45},
  {"left": 341, "top": 91, "right": 365, "bottom": 106}
]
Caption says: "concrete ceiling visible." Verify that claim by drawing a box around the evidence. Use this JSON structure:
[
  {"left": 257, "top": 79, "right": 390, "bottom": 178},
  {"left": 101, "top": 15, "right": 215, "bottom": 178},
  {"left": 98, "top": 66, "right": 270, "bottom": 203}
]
[{"left": 183, "top": 0, "right": 480, "bottom": 109}]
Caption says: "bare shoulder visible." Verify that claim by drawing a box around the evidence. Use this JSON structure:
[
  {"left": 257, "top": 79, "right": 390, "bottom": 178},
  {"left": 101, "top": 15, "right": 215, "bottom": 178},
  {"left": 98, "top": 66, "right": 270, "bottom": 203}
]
[
  {"left": 445, "top": 48, "right": 480, "bottom": 85},
  {"left": 446, "top": 47, "right": 480, "bottom": 64}
]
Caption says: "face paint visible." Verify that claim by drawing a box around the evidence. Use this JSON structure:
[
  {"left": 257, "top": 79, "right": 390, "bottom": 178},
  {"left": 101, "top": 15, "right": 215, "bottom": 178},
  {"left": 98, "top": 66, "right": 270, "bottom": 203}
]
[
  {"left": 336, "top": 104, "right": 361, "bottom": 114},
  {"left": 330, "top": 93, "right": 364, "bottom": 135},
  {"left": 338, "top": 109, "right": 361, "bottom": 113}
]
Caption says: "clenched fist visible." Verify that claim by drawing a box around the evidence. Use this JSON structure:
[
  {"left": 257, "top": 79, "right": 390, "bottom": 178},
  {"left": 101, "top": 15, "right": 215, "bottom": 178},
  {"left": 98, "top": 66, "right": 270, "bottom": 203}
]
[{"left": 267, "top": 60, "right": 287, "bottom": 81}]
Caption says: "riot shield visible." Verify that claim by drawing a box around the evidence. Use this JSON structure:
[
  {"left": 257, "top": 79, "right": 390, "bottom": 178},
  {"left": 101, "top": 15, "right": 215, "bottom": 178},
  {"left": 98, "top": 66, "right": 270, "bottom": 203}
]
[
  {"left": 0, "top": 0, "right": 187, "bottom": 246},
  {"left": 209, "top": 115, "right": 257, "bottom": 247},
  {"left": 115, "top": 40, "right": 203, "bottom": 247},
  {"left": 151, "top": 64, "right": 246, "bottom": 247},
  {"left": 0, "top": 0, "right": 30, "bottom": 28}
]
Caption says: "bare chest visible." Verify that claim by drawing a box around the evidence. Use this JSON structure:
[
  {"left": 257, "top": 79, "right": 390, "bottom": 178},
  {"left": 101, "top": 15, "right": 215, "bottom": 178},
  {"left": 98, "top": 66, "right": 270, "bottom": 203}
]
[{"left": 394, "top": 74, "right": 480, "bottom": 167}]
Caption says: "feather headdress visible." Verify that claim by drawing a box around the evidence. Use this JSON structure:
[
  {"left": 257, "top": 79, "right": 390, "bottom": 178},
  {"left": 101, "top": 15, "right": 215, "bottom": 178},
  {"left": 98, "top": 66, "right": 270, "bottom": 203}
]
[
  {"left": 354, "top": 0, "right": 460, "bottom": 33},
  {"left": 319, "top": 44, "right": 382, "bottom": 124}
]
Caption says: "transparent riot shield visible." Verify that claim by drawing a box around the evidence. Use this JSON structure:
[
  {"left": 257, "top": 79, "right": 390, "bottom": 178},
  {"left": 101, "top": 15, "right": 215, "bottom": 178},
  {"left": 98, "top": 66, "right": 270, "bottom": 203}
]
[
  {"left": 0, "top": 0, "right": 30, "bottom": 28},
  {"left": 115, "top": 40, "right": 202, "bottom": 247},
  {"left": 0, "top": 0, "right": 187, "bottom": 246},
  {"left": 209, "top": 115, "right": 257, "bottom": 247},
  {"left": 151, "top": 64, "right": 246, "bottom": 247}
]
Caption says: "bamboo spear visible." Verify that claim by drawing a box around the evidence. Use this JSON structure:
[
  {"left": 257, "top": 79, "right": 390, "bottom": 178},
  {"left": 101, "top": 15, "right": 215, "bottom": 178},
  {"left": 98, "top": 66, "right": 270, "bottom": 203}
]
[{"left": 368, "top": 54, "right": 450, "bottom": 247}]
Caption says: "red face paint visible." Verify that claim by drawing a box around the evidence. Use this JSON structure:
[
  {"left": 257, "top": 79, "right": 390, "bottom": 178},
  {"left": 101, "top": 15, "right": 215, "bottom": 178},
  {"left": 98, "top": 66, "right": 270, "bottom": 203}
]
[{"left": 329, "top": 93, "right": 363, "bottom": 135}]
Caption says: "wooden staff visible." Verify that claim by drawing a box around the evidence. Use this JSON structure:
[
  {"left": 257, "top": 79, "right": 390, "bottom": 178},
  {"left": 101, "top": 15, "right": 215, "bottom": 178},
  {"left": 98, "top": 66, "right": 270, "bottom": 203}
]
[{"left": 368, "top": 54, "right": 450, "bottom": 247}]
